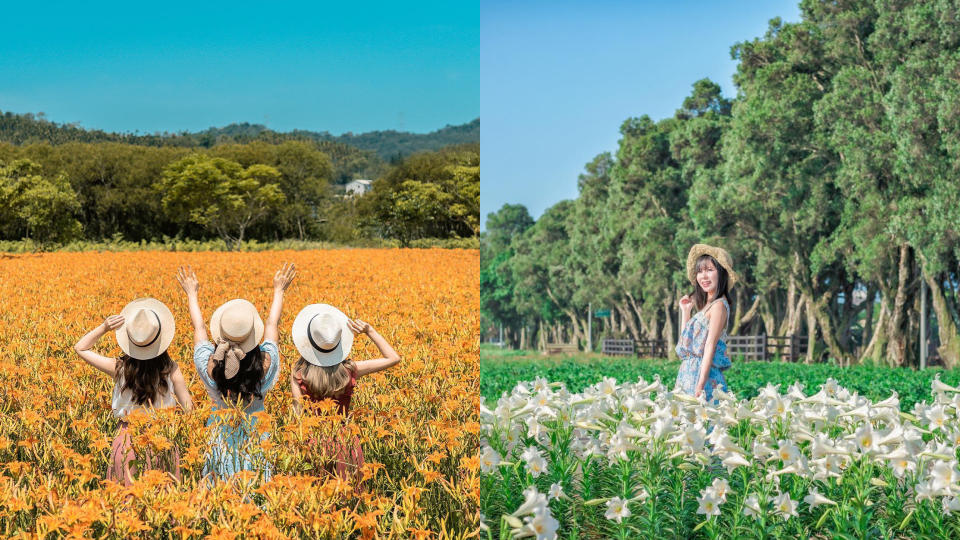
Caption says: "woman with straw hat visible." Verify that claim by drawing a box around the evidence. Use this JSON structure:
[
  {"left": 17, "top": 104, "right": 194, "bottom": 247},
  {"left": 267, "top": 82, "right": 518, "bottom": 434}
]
[
  {"left": 73, "top": 298, "right": 194, "bottom": 485},
  {"left": 289, "top": 303, "right": 401, "bottom": 481},
  {"left": 176, "top": 263, "right": 296, "bottom": 481},
  {"left": 675, "top": 244, "right": 738, "bottom": 403}
]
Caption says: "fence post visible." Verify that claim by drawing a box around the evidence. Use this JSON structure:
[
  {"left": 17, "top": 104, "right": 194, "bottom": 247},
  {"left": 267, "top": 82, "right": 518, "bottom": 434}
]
[{"left": 761, "top": 333, "right": 768, "bottom": 361}]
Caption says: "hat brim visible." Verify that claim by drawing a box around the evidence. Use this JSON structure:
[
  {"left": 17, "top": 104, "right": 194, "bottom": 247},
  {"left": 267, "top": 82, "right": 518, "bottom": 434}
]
[
  {"left": 687, "top": 244, "right": 739, "bottom": 288},
  {"left": 210, "top": 299, "right": 264, "bottom": 353},
  {"left": 117, "top": 298, "right": 176, "bottom": 360},
  {"left": 292, "top": 304, "right": 354, "bottom": 367}
]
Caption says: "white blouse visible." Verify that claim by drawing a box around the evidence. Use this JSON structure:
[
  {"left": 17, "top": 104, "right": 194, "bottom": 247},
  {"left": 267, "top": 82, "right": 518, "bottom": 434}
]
[{"left": 112, "top": 375, "right": 177, "bottom": 418}]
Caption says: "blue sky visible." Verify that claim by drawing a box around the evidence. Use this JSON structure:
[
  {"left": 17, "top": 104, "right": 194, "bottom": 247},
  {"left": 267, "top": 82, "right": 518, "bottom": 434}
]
[
  {"left": 481, "top": 0, "right": 802, "bottom": 227},
  {"left": 0, "top": 1, "right": 478, "bottom": 135}
]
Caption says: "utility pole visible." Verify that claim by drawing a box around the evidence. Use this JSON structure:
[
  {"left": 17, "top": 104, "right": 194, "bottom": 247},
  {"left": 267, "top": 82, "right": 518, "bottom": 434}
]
[
  {"left": 920, "top": 280, "right": 927, "bottom": 370},
  {"left": 587, "top": 302, "right": 592, "bottom": 353}
]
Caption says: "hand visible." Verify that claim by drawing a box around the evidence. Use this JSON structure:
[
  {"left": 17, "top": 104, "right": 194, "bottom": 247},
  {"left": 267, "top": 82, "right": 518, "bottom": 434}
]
[
  {"left": 176, "top": 266, "right": 200, "bottom": 297},
  {"left": 679, "top": 294, "right": 693, "bottom": 313},
  {"left": 347, "top": 319, "right": 371, "bottom": 336},
  {"left": 273, "top": 262, "right": 296, "bottom": 291},
  {"left": 104, "top": 315, "right": 125, "bottom": 331},
  {"left": 694, "top": 388, "right": 704, "bottom": 399}
]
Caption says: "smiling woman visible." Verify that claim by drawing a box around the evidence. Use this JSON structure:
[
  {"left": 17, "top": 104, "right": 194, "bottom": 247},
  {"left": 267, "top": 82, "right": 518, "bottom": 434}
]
[{"left": 675, "top": 244, "right": 737, "bottom": 404}]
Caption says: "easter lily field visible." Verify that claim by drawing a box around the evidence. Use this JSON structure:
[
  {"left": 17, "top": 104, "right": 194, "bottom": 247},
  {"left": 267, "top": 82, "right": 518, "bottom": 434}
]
[
  {"left": 480, "top": 346, "right": 960, "bottom": 539},
  {"left": 0, "top": 250, "right": 481, "bottom": 539}
]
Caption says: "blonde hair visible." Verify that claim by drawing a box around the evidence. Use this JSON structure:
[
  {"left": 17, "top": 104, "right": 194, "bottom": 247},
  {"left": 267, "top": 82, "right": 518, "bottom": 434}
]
[{"left": 294, "top": 357, "right": 356, "bottom": 400}]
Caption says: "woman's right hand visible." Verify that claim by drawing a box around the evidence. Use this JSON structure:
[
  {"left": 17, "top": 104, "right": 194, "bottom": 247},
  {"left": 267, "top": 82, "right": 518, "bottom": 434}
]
[
  {"left": 679, "top": 294, "right": 693, "bottom": 314},
  {"left": 176, "top": 266, "right": 200, "bottom": 297},
  {"left": 103, "top": 314, "right": 125, "bottom": 331}
]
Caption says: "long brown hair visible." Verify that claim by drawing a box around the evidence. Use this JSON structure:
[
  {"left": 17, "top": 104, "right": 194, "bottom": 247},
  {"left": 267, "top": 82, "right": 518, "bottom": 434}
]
[
  {"left": 692, "top": 254, "right": 731, "bottom": 312},
  {"left": 115, "top": 352, "right": 175, "bottom": 406},
  {"left": 294, "top": 357, "right": 356, "bottom": 400}
]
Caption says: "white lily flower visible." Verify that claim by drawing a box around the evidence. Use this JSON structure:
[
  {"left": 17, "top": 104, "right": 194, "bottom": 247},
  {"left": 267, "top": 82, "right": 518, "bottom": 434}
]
[
  {"left": 742, "top": 493, "right": 762, "bottom": 518},
  {"left": 773, "top": 492, "right": 799, "bottom": 519},
  {"left": 696, "top": 490, "right": 722, "bottom": 517},
  {"left": 604, "top": 497, "right": 631, "bottom": 523},
  {"left": 512, "top": 486, "right": 549, "bottom": 517},
  {"left": 803, "top": 487, "right": 837, "bottom": 508}
]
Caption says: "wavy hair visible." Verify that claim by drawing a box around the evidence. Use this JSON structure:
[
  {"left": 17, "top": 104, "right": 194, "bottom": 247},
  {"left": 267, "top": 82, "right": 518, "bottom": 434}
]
[
  {"left": 294, "top": 357, "right": 356, "bottom": 401},
  {"left": 115, "top": 351, "right": 175, "bottom": 406}
]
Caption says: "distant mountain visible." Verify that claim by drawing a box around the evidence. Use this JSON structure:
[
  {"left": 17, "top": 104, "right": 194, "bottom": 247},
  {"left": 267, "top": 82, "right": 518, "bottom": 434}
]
[{"left": 0, "top": 110, "right": 479, "bottom": 160}]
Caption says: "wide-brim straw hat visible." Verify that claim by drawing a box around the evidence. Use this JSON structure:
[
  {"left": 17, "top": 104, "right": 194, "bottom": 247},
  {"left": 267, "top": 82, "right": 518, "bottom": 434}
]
[
  {"left": 210, "top": 299, "right": 264, "bottom": 354},
  {"left": 292, "top": 304, "right": 354, "bottom": 367},
  {"left": 117, "top": 298, "right": 176, "bottom": 360},
  {"left": 686, "top": 244, "right": 739, "bottom": 288}
]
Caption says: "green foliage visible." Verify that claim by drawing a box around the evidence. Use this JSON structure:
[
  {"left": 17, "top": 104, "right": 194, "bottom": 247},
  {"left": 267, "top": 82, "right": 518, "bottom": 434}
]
[
  {"left": 156, "top": 155, "right": 286, "bottom": 247},
  {"left": 0, "top": 236, "right": 477, "bottom": 253},
  {"left": 480, "top": 348, "right": 960, "bottom": 412},
  {"left": 0, "top": 159, "right": 81, "bottom": 242},
  {"left": 362, "top": 144, "right": 480, "bottom": 245}
]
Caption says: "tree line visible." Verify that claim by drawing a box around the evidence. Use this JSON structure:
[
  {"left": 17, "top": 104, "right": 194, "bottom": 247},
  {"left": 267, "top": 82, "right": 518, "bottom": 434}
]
[
  {"left": 482, "top": 1, "right": 960, "bottom": 369},
  {"left": 0, "top": 111, "right": 479, "bottom": 162},
  {"left": 0, "top": 140, "right": 479, "bottom": 247}
]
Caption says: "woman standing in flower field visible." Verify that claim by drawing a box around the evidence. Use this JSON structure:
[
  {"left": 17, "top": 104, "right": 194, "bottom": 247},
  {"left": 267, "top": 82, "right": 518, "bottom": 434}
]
[
  {"left": 73, "top": 298, "right": 194, "bottom": 485},
  {"left": 176, "top": 263, "right": 296, "bottom": 481},
  {"left": 289, "top": 303, "right": 402, "bottom": 481},
  {"left": 675, "top": 244, "right": 736, "bottom": 403}
]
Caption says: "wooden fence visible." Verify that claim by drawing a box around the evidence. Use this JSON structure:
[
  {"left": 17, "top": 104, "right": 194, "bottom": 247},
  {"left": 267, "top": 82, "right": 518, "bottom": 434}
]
[
  {"left": 726, "top": 334, "right": 808, "bottom": 362},
  {"left": 600, "top": 334, "right": 808, "bottom": 362}
]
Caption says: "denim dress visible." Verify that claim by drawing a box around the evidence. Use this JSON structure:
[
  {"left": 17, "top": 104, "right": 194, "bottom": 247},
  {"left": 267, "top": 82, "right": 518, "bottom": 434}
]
[{"left": 675, "top": 297, "right": 732, "bottom": 403}]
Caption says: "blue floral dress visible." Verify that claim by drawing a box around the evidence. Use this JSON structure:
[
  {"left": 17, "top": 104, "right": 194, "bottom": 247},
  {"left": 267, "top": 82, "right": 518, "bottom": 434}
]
[
  {"left": 194, "top": 340, "right": 280, "bottom": 481},
  {"left": 675, "top": 297, "right": 732, "bottom": 403}
]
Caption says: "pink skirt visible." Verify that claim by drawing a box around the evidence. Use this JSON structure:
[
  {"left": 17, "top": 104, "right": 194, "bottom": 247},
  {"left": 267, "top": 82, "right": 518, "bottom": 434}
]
[
  {"left": 107, "top": 421, "right": 182, "bottom": 486},
  {"left": 307, "top": 428, "right": 365, "bottom": 481}
]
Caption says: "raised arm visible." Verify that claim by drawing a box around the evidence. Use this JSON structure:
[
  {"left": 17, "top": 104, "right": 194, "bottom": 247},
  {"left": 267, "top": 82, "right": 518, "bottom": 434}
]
[
  {"left": 176, "top": 266, "right": 208, "bottom": 346},
  {"left": 694, "top": 301, "right": 727, "bottom": 398},
  {"left": 678, "top": 294, "right": 693, "bottom": 345},
  {"left": 170, "top": 366, "right": 194, "bottom": 412},
  {"left": 349, "top": 319, "right": 402, "bottom": 378},
  {"left": 264, "top": 262, "right": 296, "bottom": 344},
  {"left": 73, "top": 315, "right": 123, "bottom": 377}
]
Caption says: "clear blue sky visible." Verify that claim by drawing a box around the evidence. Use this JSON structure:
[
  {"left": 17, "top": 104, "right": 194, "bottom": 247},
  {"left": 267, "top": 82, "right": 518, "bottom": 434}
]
[
  {"left": 0, "top": 1, "right": 478, "bottom": 135},
  {"left": 481, "top": 0, "right": 802, "bottom": 227}
]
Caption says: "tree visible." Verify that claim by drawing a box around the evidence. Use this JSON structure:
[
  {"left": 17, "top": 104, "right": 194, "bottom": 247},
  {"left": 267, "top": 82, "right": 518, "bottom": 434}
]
[
  {"left": 157, "top": 155, "right": 285, "bottom": 247},
  {"left": 0, "top": 159, "right": 82, "bottom": 242}
]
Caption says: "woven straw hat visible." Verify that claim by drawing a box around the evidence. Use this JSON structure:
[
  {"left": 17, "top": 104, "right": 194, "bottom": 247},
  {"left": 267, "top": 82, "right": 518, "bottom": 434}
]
[
  {"left": 117, "top": 298, "right": 176, "bottom": 360},
  {"left": 686, "top": 244, "right": 739, "bottom": 288},
  {"left": 210, "top": 299, "right": 264, "bottom": 354}
]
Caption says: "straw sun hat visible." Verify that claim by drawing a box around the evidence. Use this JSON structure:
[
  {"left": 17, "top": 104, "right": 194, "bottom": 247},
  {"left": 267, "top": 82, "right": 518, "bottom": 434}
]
[
  {"left": 292, "top": 304, "right": 354, "bottom": 367},
  {"left": 116, "top": 298, "right": 176, "bottom": 360},
  {"left": 210, "top": 299, "right": 264, "bottom": 354},
  {"left": 686, "top": 244, "right": 739, "bottom": 288}
]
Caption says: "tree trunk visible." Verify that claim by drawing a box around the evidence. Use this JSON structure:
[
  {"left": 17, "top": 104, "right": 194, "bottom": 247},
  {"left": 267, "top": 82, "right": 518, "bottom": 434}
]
[
  {"left": 520, "top": 326, "right": 527, "bottom": 351},
  {"left": 805, "top": 295, "right": 818, "bottom": 364},
  {"left": 616, "top": 302, "right": 641, "bottom": 342},
  {"left": 861, "top": 300, "right": 889, "bottom": 364},
  {"left": 886, "top": 244, "right": 912, "bottom": 367},
  {"left": 861, "top": 287, "right": 877, "bottom": 351},
  {"left": 626, "top": 292, "right": 651, "bottom": 338},
  {"left": 778, "top": 274, "right": 798, "bottom": 336},
  {"left": 922, "top": 265, "right": 960, "bottom": 369},
  {"left": 537, "top": 320, "right": 546, "bottom": 351},
  {"left": 733, "top": 290, "right": 762, "bottom": 336},
  {"left": 662, "top": 294, "right": 677, "bottom": 360}
]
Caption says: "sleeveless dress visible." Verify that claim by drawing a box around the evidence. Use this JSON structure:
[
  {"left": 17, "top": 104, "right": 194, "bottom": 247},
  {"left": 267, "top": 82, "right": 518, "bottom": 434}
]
[
  {"left": 108, "top": 374, "right": 181, "bottom": 485},
  {"left": 675, "top": 297, "right": 732, "bottom": 403},
  {"left": 194, "top": 340, "right": 280, "bottom": 481},
  {"left": 294, "top": 367, "right": 365, "bottom": 480}
]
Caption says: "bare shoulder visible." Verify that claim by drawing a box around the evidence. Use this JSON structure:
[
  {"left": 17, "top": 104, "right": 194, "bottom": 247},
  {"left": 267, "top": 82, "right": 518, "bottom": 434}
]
[{"left": 707, "top": 301, "right": 728, "bottom": 325}]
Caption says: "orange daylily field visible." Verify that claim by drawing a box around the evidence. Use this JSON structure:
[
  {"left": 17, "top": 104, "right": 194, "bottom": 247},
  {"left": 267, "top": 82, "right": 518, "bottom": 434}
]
[{"left": 0, "top": 249, "right": 481, "bottom": 539}]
